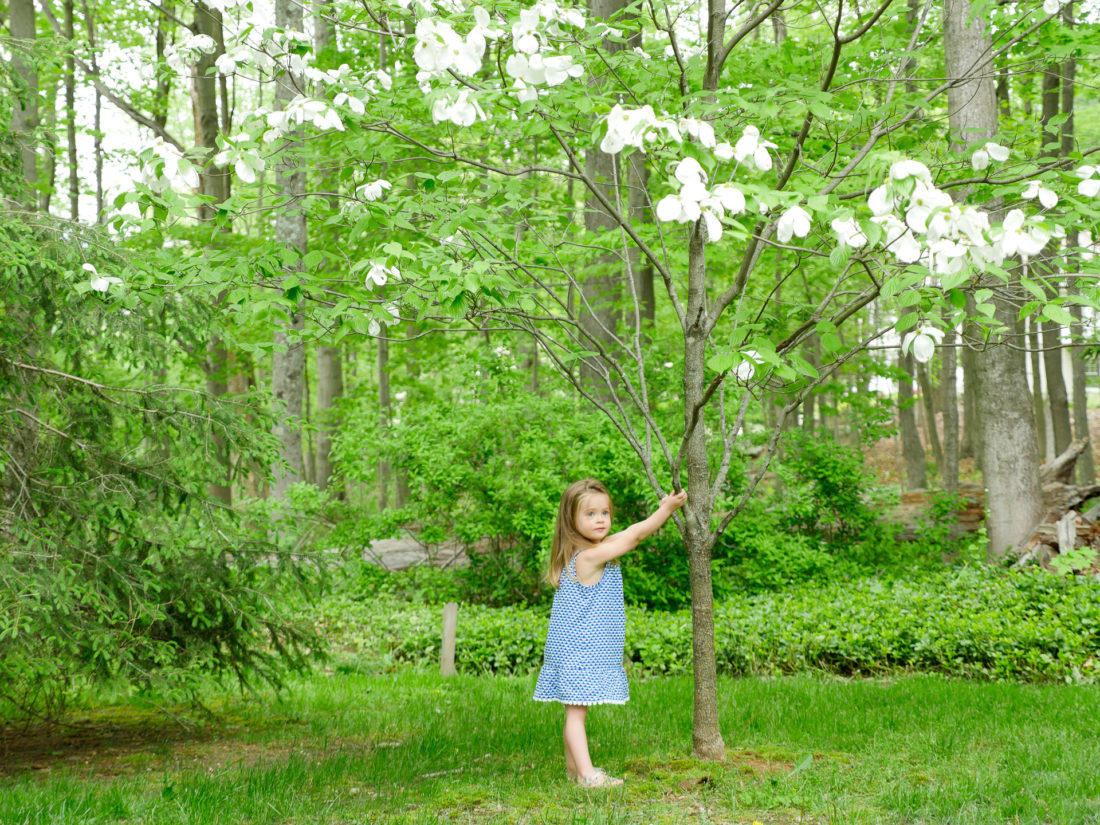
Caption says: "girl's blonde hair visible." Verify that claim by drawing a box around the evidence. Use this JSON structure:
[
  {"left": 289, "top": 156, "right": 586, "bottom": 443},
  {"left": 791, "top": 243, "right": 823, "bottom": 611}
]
[{"left": 545, "top": 478, "right": 613, "bottom": 587}]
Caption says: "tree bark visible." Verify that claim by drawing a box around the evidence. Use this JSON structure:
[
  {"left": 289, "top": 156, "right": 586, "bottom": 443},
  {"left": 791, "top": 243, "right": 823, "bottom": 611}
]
[
  {"left": 38, "top": 79, "right": 56, "bottom": 214},
  {"left": 1070, "top": 304, "right": 1095, "bottom": 485},
  {"left": 271, "top": 0, "right": 307, "bottom": 501},
  {"left": 916, "top": 360, "right": 943, "bottom": 471},
  {"left": 942, "top": 328, "right": 959, "bottom": 492},
  {"left": 898, "top": 352, "right": 927, "bottom": 490},
  {"left": 1042, "top": 311, "right": 1072, "bottom": 457},
  {"left": 378, "top": 335, "right": 391, "bottom": 510},
  {"left": 683, "top": 223, "right": 724, "bottom": 762},
  {"left": 626, "top": 151, "right": 655, "bottom": 326},
  {"left": 580, "top": 0, "right": 627, "bottom": 386},
  {"left": 960, "top": 334, "right": 977, "bottom": 460},
  {"left": 82, "top": 0, "right": 104, "bottom": 221},
  {"left": 64, "top": 0, "right": 78, "bottom": 219},
  {"left": 315, "top": 345, "right": 343, "bottom": 493},
  {"left": 1028, "top": 317, "right": 1048, "bottom": 461},
  {"left": 945, "top": 0, "right": 1043, "bottom": 555},
  {"left": 10, "top": 0, "right": 38, "bottom": 207}
]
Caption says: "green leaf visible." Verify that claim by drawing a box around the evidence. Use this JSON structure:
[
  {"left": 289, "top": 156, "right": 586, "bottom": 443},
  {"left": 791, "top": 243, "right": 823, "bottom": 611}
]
[
  {"left": 896, "top": 312, "right": 919, "bottom": 332},
  {"left": 1041, "top": 304, "right": 1076, "bottom": 327},
  {"left": 707, "top": 352, "right": 737, "bottom": 373}
]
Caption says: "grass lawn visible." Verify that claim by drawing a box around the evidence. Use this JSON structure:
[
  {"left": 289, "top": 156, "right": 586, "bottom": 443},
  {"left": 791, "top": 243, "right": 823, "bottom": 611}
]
[{"left": 4, "top": 668, "right": 1100, "bottom": 824}]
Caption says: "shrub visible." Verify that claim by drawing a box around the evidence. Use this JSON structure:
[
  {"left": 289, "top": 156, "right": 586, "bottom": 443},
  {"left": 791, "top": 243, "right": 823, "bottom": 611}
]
[
  {"left": 312, "top": 567, "right": 1100, "bottom": 684},
  {"left": 333, "top": 357, "right": 680, "bottom": 607}
]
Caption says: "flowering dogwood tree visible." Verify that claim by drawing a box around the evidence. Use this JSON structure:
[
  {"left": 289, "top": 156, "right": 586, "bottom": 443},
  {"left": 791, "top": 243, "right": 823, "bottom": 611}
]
[{"left": 114, "top": 0, "right": 1100, "bottom": 757}]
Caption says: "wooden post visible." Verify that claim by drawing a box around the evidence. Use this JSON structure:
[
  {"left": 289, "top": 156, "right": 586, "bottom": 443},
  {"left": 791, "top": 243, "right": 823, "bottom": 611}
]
[{"left": 440, "top": 602, "right": 458, "bottom": 676}]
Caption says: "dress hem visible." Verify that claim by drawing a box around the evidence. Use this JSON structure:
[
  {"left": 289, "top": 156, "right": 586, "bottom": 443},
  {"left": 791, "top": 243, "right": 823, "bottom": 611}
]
[{"left": 532, "top": 696, "right": 629, "bottom": 706}]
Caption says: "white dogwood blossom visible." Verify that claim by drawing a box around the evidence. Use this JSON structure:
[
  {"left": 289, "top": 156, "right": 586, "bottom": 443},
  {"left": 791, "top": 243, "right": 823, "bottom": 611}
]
[
  {"left": 214, "top": 138, "right": 265, "bottom": 184},
  {"left": 890, "top": 159, "right": 933, "bottom": 184},
  {"left": 905, "top": 181, "right": 952, "bottom": 233},
  {"left": 995, "top": 209, "right": 1051, "bottom": 259},
  {"left": 1023, "top": 179, "right": 1058, "bottom": 209},
  {"left": 432, "top": 90, "right": 485, "bottom": 126},
  {"left": 971, "top": 142, "right": 1010, "bottom": 171},
  {"left": 776, "top": 205, "right": 811, "bottom": 243},
  {"left": 679, "top": 118, "right": 716, "bottom": 149},
  {"left": 365, "top": 262, "right": 398, "bottom": 287},
  {"left": 140, "top": 137, "right": 199, "bottom": 192},
  {"left": 1077, "top": 166, "right": 1100, "bottom": 198},
  {"left": 735, "top": 350, "right": 761, "bottom": 381},
  {"left": 733, "top": 125, "right": 777, "bottom": 171},
  {"left": 831, "top": 217, "right": 868, "bottom": 248},
  {"left": 82, "top": 263, "right": 123, "bottom": 293},
  {"left": 872, "top": 214, "right": 923, "bottom": 263},
  {"left": 357, "top": 180, "right": 392, "bottom": 201},
  {"left": 902, "top": 326, "right": 944, "bottom": 363}
]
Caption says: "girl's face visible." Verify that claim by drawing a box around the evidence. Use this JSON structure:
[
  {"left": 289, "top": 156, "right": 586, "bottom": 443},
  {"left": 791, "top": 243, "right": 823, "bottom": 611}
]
[{"left": 575, "top": 493, "right": 612, "bottom": 544}]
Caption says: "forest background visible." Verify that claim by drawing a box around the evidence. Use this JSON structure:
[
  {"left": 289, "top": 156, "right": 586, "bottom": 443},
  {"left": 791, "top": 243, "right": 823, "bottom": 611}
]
[{"left": 4, "top": 0, "right": 1100, "bottom": 781}]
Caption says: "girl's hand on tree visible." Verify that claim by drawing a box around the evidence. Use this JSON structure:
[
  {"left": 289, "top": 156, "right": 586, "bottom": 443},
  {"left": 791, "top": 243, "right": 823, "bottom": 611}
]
[{"left": 660, "top": 490, "right": 688, "bottom": 513}]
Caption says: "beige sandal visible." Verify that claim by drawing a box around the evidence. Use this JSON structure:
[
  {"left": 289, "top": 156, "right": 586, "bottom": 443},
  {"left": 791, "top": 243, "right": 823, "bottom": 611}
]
[{"left": 577, "top": 768, "right": 624, "bottom": 788}]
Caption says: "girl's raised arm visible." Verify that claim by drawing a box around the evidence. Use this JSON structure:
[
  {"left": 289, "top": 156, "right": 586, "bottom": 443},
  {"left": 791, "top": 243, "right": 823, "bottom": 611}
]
[{"left": 578, "top": 490, "right": 687, "bottom": 571}]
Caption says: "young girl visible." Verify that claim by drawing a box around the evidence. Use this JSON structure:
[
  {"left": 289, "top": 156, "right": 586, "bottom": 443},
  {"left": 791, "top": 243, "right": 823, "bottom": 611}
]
[{"left": 533, "top": 478, "right": 687, "bottom": 788}]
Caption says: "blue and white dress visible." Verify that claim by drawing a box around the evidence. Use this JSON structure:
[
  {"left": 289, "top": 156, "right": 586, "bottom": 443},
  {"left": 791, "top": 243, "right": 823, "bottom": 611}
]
[{"left": 533, "top": 552, "right": 629, "bottom": 705}]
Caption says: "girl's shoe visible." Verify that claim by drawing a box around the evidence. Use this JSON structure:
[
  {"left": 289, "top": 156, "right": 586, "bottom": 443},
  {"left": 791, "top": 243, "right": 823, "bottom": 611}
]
[{"left": 577, "top": 768, "right": 624, "bottom": 788}]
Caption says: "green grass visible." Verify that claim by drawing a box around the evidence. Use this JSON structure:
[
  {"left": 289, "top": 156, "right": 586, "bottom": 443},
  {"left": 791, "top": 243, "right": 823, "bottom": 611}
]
[{"left": 5, "top": 669, "right": 1100, "bottom": 824}]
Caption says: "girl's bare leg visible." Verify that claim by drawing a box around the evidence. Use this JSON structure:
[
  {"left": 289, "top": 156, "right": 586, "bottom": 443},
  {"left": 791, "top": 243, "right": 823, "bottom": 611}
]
[{"left": 563, "top": 704, "right": 594, "bottom": 780}]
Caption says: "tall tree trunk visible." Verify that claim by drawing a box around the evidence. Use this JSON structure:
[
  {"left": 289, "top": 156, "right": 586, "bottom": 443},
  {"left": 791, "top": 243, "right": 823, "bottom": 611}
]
[
  {"left": 945, "top": 0, "right": 1042, "bottom": 555},
  {"left": 1071, "top": 304, "right": 1095, "bottom": 484},
  {"left": 315, "top": 345, "right": 343, "bottom": 492},
  {"left": 1028, "top": 318, "right": 1048, "bottom": 461},
  {"left": 271, "top": 0, "right": 307, "bottom": 500},
  {"left": 899, "top": 352, "right": 927, "bottom": 490},
  {"left": 626, "top": 151, "right": 655, "bottom": 325},
  {"left": 192, "top": 0, "right": 236, "bottom": 504},
  {"left": 1042, "top": 311, "right": 1072, "bottom": 457},
  {"left": 82, "top": 0, "right": 104, "bottom": 221},
  {"left": 580, "top": 0, "right": 627, "bottom": 386},
  {"left": 10, "top": 0, "right": 38, "bottom": 207},
  {"left": 64, "top": 0, "right": 78, "bottom": 219},
  {"left": 960, "top": 337, "right": 977, "bottom": 459},
  {"left": 377, "top": 335, "right": 391, "bottom": 510},
  {"left": 916, "top": 361, "right": 943, "bottom": 470},
  {"left": 942, "top": 328, "right": 959, "bottom": 492},
  {"left": 683, "top": 223, "right": 724, "bottom": 761},
  {"left": 38, "top": 79, "right": 56, "bottom": 213}
]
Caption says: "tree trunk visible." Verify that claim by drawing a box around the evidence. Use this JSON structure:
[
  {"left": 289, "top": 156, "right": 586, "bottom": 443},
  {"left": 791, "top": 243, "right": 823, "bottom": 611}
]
[
  {"left": 683, "top": 223, "right": 724, "bottom": 762},
  {"left": 315, "top": 345, "right": 343, "bottom": 493},
  {"left": 1042, "top": 312, "right": 1072, "bottom": 457},
  {"left": 626, "top": 151, "right": 655, "bottom": 326},
  {"left": 580, "top": 0, "right": 627, "bottom": 385},
  {"left": 942, "top": 328, "right": 959, "bottom": 493},
  {"left": 1027, "top": 317, "right": 1048, "bottom": 461},
  {"left": 64, "top": 0, "right": 78, "bottom": 219},
  {"left": 378, "top": 335, "right": 391, "bottom": 511},
  {"left": 1071, "top": 304, "right": 1095, "bottom": 485},
  {"left": 960, "top": 334, "right": 977, "bottom": 460},
  {"left": 83, "top": 0, "right": 105, "bottom": 222},
  {"left": 38, "top": 79, "right": 57, "bottom": 214},
  {"left": 10, "top": 0, "right": 38, "bottom": 207},
  {"left": 916, "top": 360, "right": 943, "bottom": 470},
  {"left": 271, "top": 0, "right": 307, "bottom": 501},
  {"left": 945, "top": 0, "right": 1043, "bottom": 555},
  {"left": 205, "top": 340, "right": 232, "bottom": 504},
  {"left": 899, "top": 352, "right": 927, "bottom": 490}
]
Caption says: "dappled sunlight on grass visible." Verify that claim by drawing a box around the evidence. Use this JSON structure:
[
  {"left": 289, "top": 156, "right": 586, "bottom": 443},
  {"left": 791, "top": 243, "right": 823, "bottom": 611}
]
[{"left": 4, "top": 670, "right": 1100, "bottom": 823}]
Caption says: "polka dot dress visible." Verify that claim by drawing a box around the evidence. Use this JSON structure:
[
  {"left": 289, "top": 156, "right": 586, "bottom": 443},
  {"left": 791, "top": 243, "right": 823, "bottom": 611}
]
[{"left": 533, "top": 552, "right": 628, "bottom": 706}]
